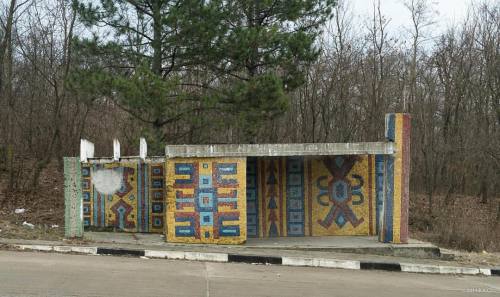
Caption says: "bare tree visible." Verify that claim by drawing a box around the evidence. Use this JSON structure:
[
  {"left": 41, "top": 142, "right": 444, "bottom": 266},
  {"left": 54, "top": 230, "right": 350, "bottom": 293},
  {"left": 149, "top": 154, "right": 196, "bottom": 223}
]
[{"left": 403, "top": 0, "right": 436, "bottom": 112}]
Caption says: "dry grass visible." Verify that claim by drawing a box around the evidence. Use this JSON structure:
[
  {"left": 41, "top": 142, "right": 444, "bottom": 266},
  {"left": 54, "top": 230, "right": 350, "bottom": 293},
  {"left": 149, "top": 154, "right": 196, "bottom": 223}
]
[
  {"left": 410, "top": 193, "right": 500, "bottom": 252},
  {"left": 0, "top": 160, "right": 65, "bottom": 241},
  {"left": 0, "top": 217, "right": 64, "bottom": 241}
]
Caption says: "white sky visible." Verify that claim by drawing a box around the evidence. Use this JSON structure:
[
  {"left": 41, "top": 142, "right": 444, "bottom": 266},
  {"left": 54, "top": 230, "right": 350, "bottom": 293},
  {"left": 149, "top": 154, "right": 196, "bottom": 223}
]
[{"left": 349, "top": 0, "right": 473, "bottom": 34}]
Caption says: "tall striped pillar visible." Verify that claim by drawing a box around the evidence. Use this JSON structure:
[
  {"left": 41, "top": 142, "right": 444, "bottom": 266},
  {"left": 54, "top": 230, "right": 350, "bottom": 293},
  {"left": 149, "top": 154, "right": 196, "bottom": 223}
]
[
  {"left": 64, "top": 157, "right": 84, "bottom": 238},
  {"left": 379, "top": 113, "right": 411, "bottom": 243}
]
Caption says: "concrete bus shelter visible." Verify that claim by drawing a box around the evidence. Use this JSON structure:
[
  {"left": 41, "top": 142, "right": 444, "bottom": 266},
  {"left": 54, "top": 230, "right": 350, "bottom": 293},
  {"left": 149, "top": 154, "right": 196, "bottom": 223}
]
[{"left": 64, "top": 113, "right": 410, "bottom": 244}]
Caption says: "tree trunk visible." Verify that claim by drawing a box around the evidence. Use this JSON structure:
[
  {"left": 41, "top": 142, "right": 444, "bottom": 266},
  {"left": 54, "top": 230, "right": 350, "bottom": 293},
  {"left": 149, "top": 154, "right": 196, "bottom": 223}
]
[
  {"left": 151, "top": 0, "right": 162, "bottom": 76},
  {"left": 1, "top": 0, "right": 17, "bottom": 192}
]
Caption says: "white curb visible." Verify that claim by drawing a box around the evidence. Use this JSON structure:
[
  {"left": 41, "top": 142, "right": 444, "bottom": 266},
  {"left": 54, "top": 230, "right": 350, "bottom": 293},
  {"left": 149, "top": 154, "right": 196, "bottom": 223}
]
[
  {"left": 479, "top": 269, "right": 492, "bottom": 276},
  {"left": 401, "top": 263, "right": 491, "bottom": 276},
  {"left": 71, "top": 246, "right": 98, "bottom": 255},
  {"left": 401, "top": 263, "right": 439, "bottom": 274},
  {"left": 15, "top": 244, "right": 98, "bottom": 255},
  {"left": 16, "top": 244, "right": 53, "bottom": 252},
  {"left": 7, "top": 243, "right": 497, "bottom": 277},
  {"left": 53, "top": 246, "right": 72, "bottom": 253},
  {"left": 145, "top": 250, "right": 185, "bottom": 260},
  {"left": 185, "top": 252, "right": 228, "bottom": 262},
  {"left": 144, "top": 250, "right": 228, "bottom": 262},
  {"left": 439, "top": 266, "right": 480, "bottom": 275},
  {"left": 283, "top": 257, "right": 360, "bottom": 270}
]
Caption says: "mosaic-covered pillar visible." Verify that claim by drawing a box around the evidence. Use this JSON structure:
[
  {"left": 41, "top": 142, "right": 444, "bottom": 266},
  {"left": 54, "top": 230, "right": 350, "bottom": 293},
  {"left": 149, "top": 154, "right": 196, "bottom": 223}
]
[
  {"left": 64, "top": 157, "right": 84, "bottom": 238},
  {"left": 379, "top": 113, "right": 411, "bottom": 243}
]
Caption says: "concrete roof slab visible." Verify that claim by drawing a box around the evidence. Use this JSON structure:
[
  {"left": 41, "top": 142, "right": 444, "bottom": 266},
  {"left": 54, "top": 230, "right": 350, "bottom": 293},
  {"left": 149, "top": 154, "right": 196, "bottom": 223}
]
[{"left": 165, "top": 142, "right": 394, "bottom": 158}]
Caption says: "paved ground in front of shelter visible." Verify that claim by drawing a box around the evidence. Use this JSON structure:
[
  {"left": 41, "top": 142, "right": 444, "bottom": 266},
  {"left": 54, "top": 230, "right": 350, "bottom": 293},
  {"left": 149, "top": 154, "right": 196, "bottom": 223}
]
[{"left": 1, "top": 250, "right": 499, "bottom": 297}]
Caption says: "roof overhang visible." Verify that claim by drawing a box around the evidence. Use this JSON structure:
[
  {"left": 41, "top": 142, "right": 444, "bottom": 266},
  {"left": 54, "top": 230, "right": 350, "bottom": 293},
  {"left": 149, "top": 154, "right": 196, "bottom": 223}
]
[{"left": 165, "top": 142, "right": 394, "bottom": 158}]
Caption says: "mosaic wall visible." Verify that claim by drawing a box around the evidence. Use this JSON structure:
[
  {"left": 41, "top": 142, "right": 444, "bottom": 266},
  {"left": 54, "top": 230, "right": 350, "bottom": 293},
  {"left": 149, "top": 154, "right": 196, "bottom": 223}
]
[
  {"left": 247, "top": 156, "right": 380, "bottom": 238},
  {"left": 81, "top": 162, "right": 165, "bottom": 233},
  {"left": 64, "top": 113, "right": 410, "bottom": 244},
  {"left": 166, "top": 158, "right": 246, "bottom": 244},
  {"left": 379, "top": 113, "right": 411, "bottom": 244},
  {"left": 309, "top": 156, "right": 375, "bottom": 236}
]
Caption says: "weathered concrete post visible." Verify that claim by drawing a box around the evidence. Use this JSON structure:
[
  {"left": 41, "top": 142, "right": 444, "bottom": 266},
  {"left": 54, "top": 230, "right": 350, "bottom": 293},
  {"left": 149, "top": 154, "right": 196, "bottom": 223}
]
[
  {"left": 113, "top": 139, "right": 120, "bottom": 161},
  {"left": 139, "top": 137, "right": 147, "bottom": 161},
  {"left": 80, "top": 139, "right": 94, "bottom": 163},
  {"left": 64, "top": 157, "right": 84, "bottom": 238},
  {"left": 379, "top": 113, "right": 411, "bottom": 243}
]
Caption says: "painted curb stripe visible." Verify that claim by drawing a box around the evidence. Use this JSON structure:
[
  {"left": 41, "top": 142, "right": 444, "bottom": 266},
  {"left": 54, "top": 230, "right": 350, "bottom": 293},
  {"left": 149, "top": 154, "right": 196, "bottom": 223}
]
[
  {"left": 9, "top": 243, "right": 500, "bottom": 277},
  {"left": 96, "top": 247, "right": 145, "bottom": 257},
  {"left": 228, "top": 254, "right": 282, "bottom": 265},
  {"left": 360, "top": 261, "right": 401, "bottom": 271}
]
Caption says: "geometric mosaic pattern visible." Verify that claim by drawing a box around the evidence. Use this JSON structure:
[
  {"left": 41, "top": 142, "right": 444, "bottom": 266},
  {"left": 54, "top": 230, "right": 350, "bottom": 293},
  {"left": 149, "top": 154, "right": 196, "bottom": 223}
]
[
  {"left": 246, "top": 158, "right": 259, "bottom": 238},
  {"left": 80, "top": 162, "right": 165, "bottom": 233},
  {"left": 310, "top": 155, "right": 372, "bottom": 236},
  {"left": 249, "top": 156, "right": 377, "bottom": 238},
  {"left": 166, "top": 158, "right": 246, "bottom": 244},
  {"left": 375, "top": 155, "right": 385, "bottom": 235},
  {"left": 257, "top": 158, "right": 286, "bottom": 237},
  {"left": 286, "top": 157, "right": 305, "bottom": 236},
  {"left": 379, "top": 113, "right": 411, "bottom": 243},
  {"left": 315, "top": 156, "right": 365, "bottom": 230}
]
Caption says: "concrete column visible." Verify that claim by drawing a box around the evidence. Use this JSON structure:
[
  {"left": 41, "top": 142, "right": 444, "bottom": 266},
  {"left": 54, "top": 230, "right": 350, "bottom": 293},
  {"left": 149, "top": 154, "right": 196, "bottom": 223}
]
[
  {"left": 80, "top": 139, "right": 94, "bottom": 162},
  {"left": 140, "top": 137, "right": 147, "bottom": 161},
  {"left": 113, "top": 139, "right": 120, "bottom": 161},
  {"left": 64, "top": 157, "right": 84, "bottom": 238},
  {"left": 379, "top": 113, "right": 411, "bottom": 243}
]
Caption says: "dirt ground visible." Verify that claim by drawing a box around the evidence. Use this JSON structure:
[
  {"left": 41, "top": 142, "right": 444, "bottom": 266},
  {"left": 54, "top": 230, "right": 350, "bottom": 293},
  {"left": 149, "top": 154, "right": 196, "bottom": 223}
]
[
  {"left": 0, "top": 160, "right": 64, "bottom": 241},
  {"left": 452, "top": 250, "right": 500, "bottom": 267},
  {"left": 409, "top": 193, "right": 500, "bottom": 252}
]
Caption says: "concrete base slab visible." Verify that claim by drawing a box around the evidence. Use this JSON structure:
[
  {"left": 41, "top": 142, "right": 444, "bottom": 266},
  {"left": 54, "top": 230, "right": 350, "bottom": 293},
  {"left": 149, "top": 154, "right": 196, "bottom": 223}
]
[
  {"left": 81, "top": 232, "right": 441, "bottom": 259},
  {"left": 2, "top": 239, "right": 497, "bottom": 278}
]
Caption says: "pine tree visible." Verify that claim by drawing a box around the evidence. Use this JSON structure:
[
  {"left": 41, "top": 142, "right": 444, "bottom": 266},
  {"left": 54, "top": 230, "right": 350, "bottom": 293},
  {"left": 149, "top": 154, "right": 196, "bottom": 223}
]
[{"left": 73, "top": 0, "right": 336, "bottom": 143}]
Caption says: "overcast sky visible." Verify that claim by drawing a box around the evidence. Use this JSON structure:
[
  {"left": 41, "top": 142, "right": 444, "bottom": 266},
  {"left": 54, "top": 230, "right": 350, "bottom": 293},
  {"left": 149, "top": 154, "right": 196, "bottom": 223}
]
[{"left": 349, "top": 0, "right": 473, "bottom": 34}]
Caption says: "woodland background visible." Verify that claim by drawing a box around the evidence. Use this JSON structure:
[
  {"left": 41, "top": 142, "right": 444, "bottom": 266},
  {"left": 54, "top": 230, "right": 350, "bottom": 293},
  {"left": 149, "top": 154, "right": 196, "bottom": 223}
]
[{"left": 0, "top": 0, "right": 498, "bottom": 251}]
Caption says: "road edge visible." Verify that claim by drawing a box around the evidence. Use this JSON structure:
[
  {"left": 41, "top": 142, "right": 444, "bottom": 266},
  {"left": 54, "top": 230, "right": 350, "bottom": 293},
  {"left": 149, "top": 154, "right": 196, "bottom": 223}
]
[{"left": 9, "top": 243, "right": 499, "bottom": 277}]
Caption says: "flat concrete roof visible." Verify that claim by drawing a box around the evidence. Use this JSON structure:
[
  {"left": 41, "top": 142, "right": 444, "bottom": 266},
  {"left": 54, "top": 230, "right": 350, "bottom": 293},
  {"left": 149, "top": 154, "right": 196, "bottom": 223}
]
[
  {"left": 84, "top": 157, "right": 166, "bottom": 164},
  {"left": 165, "top": 142, "right": 394, "bottom": 158}
]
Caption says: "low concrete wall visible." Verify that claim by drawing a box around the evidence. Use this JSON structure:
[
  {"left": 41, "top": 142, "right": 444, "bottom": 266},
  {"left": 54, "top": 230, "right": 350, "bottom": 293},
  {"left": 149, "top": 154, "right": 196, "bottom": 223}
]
[{"left": 80, "top": 160, "right": 165, "bottom": 233}]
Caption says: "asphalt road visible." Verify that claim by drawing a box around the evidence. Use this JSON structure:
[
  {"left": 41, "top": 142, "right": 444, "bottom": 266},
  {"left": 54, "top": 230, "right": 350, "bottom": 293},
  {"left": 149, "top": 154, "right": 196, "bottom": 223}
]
[{"left": 0, "top": 251, "right": 498, "bottom": 297}]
